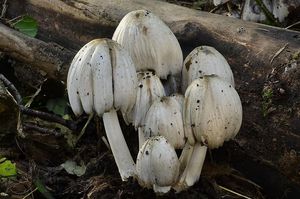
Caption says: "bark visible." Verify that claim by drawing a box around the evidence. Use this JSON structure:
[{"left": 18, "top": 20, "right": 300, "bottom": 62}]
[
  {"left": 0, "top": 22, "right": 74, "bottom": 80},
  {"left": 1, "top": 0, "right": 299, "bottom": 81}
]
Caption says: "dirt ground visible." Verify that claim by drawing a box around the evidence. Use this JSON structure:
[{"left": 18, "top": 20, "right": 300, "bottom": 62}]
[{"left": 1, "top": 0, "right": 300, "bottom": 199}]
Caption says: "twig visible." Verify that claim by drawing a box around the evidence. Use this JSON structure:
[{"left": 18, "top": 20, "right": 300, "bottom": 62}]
[
  {"left": 270, "top": 43, "right": 288, "bottom": 64},
  {"left": 285, "top": 21, "right": 300, "bottom": 29},
  {"left": 209, "top": 3, "right": 223, "bottom": 13},
  {"left": 23, "top": 122, "right": 63, "bottom": 137},
  {"left": 1, "top": 73, "right": 79, "bottom": 131},
  {"left": 22, "top": 187, "right": 38, "bottom": 199},
  {"left": 0, "top": 0, "right": 7, "bottom": 19},
  {"left": 75, "top": 113, "right": 93, "bottom": 144},
  {"left": 218, "top": 185, "right": 252, "bottom": 199},
  {"left": 0, "top": 73, "right": 22, "bottom": 104},
  {"left": 21, "top": 106, "right": 77, "bottom": 131}
]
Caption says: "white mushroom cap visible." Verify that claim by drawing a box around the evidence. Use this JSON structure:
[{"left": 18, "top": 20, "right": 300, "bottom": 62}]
[
  {"left": 129, "top": 71, "right": 166, "bottom": 128},
  {"left": 272, "top": 0, "right": 291, "bottom": 22},
  {"left": 184, "top": 75, "right": 242, "bottom": 148},
  {"left": 182, "top": 46, "right": 234, "bottom": 92},
  {"left": 241, "top": 0, "right": 272, "bottom": 22},
  {"left": 144, "top": 96, "right": 185, "bottom": 149},
  {"left": 112, "top": 10, "right": 183, "bottom": 79},
  {"left": 136, "top": 136, "right": 180, "bottom": 194},
  {"left": 67, "top": 39, "right": 138, "bottom": 181},
  {"left": 67, "top": 38, "right": 137, "bottom": 118}
]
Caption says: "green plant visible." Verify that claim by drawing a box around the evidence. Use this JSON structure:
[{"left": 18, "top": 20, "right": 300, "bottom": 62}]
[
  {"left": 11, "top": 15, "right": 38, "bottom": 37},
  {"left": 262, "top": 87, "right": 273, "bottom": 117}
]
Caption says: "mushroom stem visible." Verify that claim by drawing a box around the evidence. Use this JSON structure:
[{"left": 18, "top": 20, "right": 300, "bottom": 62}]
[
  {"left": 153, "top": 184, "right": 172, "bottom": 194},
  {"left": 163, "top": 75, "right": 179, "bottom": 95},
  {"left": 175, "top": 143, "right": 207, "bottom": 191},
  {"left": 138, "top": 127, "right": 146, "bottom": 149},
  {"left": 103, "top": 109, "right": 136, "bottom": 181}
]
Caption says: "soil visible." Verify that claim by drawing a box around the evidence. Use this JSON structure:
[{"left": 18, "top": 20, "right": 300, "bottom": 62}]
[{"left": 1, "top": 1, "right": 300, "bottom": 199}]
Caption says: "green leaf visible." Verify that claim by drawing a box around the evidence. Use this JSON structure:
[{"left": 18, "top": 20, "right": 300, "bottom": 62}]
[
  {"left": 34, "top": 178, "right": 55, "bottom": 199},
  {"left": 46, "top": 98, "right": 68, "bottom": 117},
  {"left": 0, "top": 159, "right": 17, "bottom": 177},
  {"left": 13, "top": 15, "right": 38, "bottom": 37}
]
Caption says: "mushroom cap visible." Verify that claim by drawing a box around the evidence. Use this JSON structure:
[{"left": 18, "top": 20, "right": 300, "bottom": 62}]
[
  {"left": 112, "top": 10, "right": 183, "bottom": 79},
  {"left": 184, "top": 75, "right": 242, "bottom": 148},
  {"left": 144, "top": 96, "right": 185, "bottom": 149},
  {"left": 241, "top": 0, "right": 272, "bottom": 22},
  {"left": 272, "top": 0, "right": 295, "bottom": 22},
  {"left": 128, "top": 71, "right": 165, "bottom": 128},
  {"left": 182, "top": 46, "right": 234, "bottom": 92},
  {"left": 67, "top": 39, "right": 137, "bottom": 117},
  {"left": 136, "top": 136, "right": 180, "bottom": 192}
]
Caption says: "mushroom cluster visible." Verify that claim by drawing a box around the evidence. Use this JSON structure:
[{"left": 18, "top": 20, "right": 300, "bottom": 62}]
[{"left": 67, "top": 9, "right": 243, "bottom": 194}]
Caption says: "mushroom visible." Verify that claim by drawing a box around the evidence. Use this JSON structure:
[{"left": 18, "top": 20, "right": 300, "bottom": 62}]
[
  {"left": 241, "top": 0, "right": 272, "bottom": 22},
  {"left": 144, "top": 96, "right": 185, "bottom": 149},
  {"left": 182, "top": 46, "right": 234, "bottom": 92},
  {"left": 128, "top": 71, "right": 166, "bottom": 148},
  {"left": 175, "top": 75, "right": 242, "bottom": 190},
  {"left": 213, "top": 0, "right": 229, "bottom": 6},
  {"left": 136, "top": 136, "right": 180, "bottom": 194},
  {"left": 67, "top": 38, "right": 137, "bottom": 181},
  {"left": 272, "top": 0, "right": 298, "bottom": 22},
  {"left": 112, "top": 9, "right": 183, "bottom": 94}
]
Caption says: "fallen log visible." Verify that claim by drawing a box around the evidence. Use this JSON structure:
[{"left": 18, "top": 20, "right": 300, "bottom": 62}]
[
  {"left": 0, "top": 0, "right": 300, "bottom": 197},
  {"left": 0, "top": 23, "right": 74, "bottom": 80},
  {"left": 2, "top": 0, "right": 300, "bottom": 81}
]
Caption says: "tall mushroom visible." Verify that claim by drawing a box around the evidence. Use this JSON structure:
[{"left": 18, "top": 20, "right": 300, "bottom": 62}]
[
  {"left": 175, "top": 75, "right": 242, "bottom": 190},
  {"left": 182, "top": 46, "right": 235, "bottom": 92},
  {"left": 136, "top": 136, "right": 180, "bottom": 194},
  {"left": 67, "top": 38, "right": 137, "bottom": 181},
  {"left": 112, "top": 9, "right": 183, "bottom": 94}
]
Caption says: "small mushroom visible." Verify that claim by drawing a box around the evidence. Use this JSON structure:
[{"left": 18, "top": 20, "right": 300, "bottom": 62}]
[
  {"left": 127, "top": 71, "right": 166, "bottom": 148},
  {"left": 144, "top": 96, "right": 185, "bottom": 149},
  {"left": 67, "top": 39, "right": 137, "bottom": 181},
  {"left": 241, "top": 0, "right": 272, "bottom": 22},
  {"left": 182, "top": 46, "right": 234, "bottom": 92},
  {"left": 136, "top": 136, "right": 180, "bottom": 194},
  {"left": 175, "top": 75, "right": 242, "bottom": 190}
]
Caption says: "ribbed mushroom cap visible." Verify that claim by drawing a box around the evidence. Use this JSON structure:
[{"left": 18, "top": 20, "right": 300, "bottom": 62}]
[
  {"left": 136, "top": 136, "right": 180, "bottom": 193},
  {"left": 184, "top": 75, "right": 242, "bottom": 148},
  {"left": 128, "top": 71, "right": 165, "bottom": 128},
  {"left": 67, "top": 38, "right": 137, "bottom": 118},
  {"left": 182, "top": 46, "right": 234, "bottom": 92},
  {"left": 112, "top": 10, "right": 183, "bottom": 79},
  {"left": 144, "top": 96, "right": 185, "bottom": 149}
]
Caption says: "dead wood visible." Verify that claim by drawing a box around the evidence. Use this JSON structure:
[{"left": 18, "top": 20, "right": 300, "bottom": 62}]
[
  {"left": 0, "top": 0, "right": 299, "bottom": 81},
  {"left": 0, "top": 22, "right": 74, "bottom": 80}
]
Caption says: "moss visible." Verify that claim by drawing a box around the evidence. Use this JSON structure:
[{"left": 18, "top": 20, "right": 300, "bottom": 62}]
[{"left": 262, "top": 87, "right": 273, "bottom": 117}]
